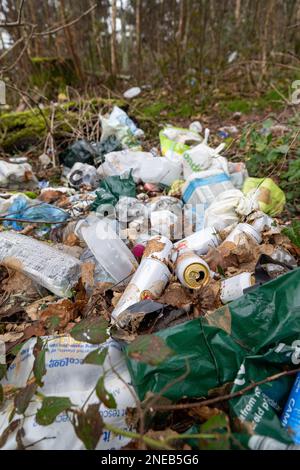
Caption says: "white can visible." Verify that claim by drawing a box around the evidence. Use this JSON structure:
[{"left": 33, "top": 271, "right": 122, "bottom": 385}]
[
  {"left": 142, "top": 235, "right": 173, "bottom": 263},
  {"left": 111, "top": 235, "right": 173, "bottom": 322},
  {"left": 175, "top": 250, "right": 210, "bottom": 289},
  {"left": 111, "top": 258, "right": 171, "bottom": 321},
  {"left": 225, "top": 223, "right": 262, "bottom": 245},
  {"left": 220, "top": 272, "right": 253, "bottom": 304},
  {"left": 251, "top": 214, "right": 274, "bottom": 233},
  {"left": 174, "top": 227, "right": 220, "bottom": 255}
]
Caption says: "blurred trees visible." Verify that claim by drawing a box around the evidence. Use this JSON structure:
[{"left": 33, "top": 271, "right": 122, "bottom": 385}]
[{"left": 0, "top": 0, "right": 300, "bottom": 94}]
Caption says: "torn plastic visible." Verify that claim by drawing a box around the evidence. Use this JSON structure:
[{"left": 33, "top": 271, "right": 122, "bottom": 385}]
[
  {"left": 91, "top": 173, "right": 136, "bottom": 211},
  {"left": 2, "top": 194, "right": 69, "bottom": 231},
  {"left": 159, "top": 126, "right": 202, "bottom": 160},
  {"left": 126, "top": 268, "right": 300, "bottom": 447},
  {"left": 243, "top": 177, "right": 286, "bottom": 216},
  {"left": 0, "top": 231, "right": 81, "bottom": 297},
  {"left": 203, "top": 189, "right": 258, "bottom": 231},
  {"left": 60, "top": 140, "right": 96, "bottom": 168},
  {"left": 76, "top": 216, "right": 138, "bottom": 285},
  {"left": 99, "top": 150, "right": 181, "bottom": 187},
  {"left": 0, "top": 160, "right": 38, "bottom": 190},
  {"left": 100, "top": 106, "right": 144, "bottom": 148},
  {"left": 67, "top": 162, "right": 99, "bottom": 189},
  {"left": 0, "top": 336, "right": 135, "bottom": 450}
]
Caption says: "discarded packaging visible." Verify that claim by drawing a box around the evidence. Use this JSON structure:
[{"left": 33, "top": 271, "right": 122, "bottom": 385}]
[
  {"left": 77, "top": 216, "right": 138, "bottom": 285},
  {"left": 220, "top": 272, "right": 253, "bottom": 303},
  {"left": 67, "top": 162, "right": 99, "bottom": 189},
  {"left": 123, "top": 86, "right": 141, "bottom": 99},
  {"left": 99, "top": 150, "right": 181, "bottom": 187},
  {"left": 281, "top": 373, "right": 300, "bottom": 444},
  {"left": 174, "top": 227, "right": 221, "bottom": 255},
  {"left": 225, "top": 223, "right": 262, "bottom": 245},
  {"left": 60, "top": 140, "right": 96, "bottom": 168},
  {"left": 0, "top": 160, "right": 38, "bottom": 189},
  {"left": 175, "top": 249, "right": 210, "bottom": 289},
  {"left": 243, "top": 177, "right": 286, "bottom": 216},
  {"left": 160, "top": 126, "right": 202, "bottom": 160},
  {"left": 182, "top": 169, "right": 234, "bottom": 206},
  {"left": 112, "top": 235, "right": 172, "bottom": 322},
  {"left": 0, "top": 231, "right": 81, "bottom": 297},
  {"left": 100, "top": 106, "right": 144, "bottom": 148},
  {"left": 203, "top": 189, "right": 257, "bottom": 231},
  {"left": 0, "top": 336, "right": 135, "bottom": 450}
]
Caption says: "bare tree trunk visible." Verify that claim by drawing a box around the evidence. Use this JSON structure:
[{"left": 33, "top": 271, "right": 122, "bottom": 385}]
[
  {"left": 235, "top": 0, "right": 241, "bottom": 27},
  {"left": 261, "top": 0, "right": 274, "bottom": 79},
  {"left": 111, "top": 0, "right": 117, "bottom": 76},
  {"left": 121, "top": 0, "right": 129, "bottom": 73},
  {"left": 60, "top": 0, "right": 84, "bottom": 81},
  {"left": 136, "top": 0, "right": 142, "bottom": 79},
  {"left": 176, "top": 0, "right": 185, "bottom": 72}
]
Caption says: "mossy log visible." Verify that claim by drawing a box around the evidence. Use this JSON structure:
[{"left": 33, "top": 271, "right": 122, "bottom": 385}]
[{"left": 0, "top": 98, "right": 125, "bottom": 153}]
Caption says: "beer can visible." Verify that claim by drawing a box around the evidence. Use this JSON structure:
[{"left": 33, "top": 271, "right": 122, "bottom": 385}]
[
  {"left": 225, "top": 223, "right": 262, "bottom": 245},
  {"left": 175, "top": 250, "right": 210, "bottom": 289},
  {"left": 281, "top": 372, "right": 300, "bottom": 444},
  {"left": 111, "top": 235, "right": 173, "bottom": 322},
  {"left": 174, "top": 227, "right": 220, "bottom": 255},
  {"left": 142, "top": 235, "right": 173, "bottom": 263},
  {"left": 220, "top": 272, "right": 253, "bottom": 304}
]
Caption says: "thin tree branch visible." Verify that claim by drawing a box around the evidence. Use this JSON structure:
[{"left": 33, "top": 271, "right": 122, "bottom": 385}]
[
  {"left": 151, "top": 366, "right": 300, "bottom": 411},
  {"left": 33, "top": 4, "right": 97, "bottom": 37},
  {"left": 0, "top": 0, "right": 26, "bottom": 27}
]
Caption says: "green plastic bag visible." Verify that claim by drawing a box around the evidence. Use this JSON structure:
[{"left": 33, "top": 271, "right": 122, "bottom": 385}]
[
  {"left": 242, "top": 177, "right": 286, "bottom": 216},
  {"left": 91, "top": 172, "right": 136, "bottom": 211},
  {"left": 126, "top": 268, "right": 300, "bottom": 447}
]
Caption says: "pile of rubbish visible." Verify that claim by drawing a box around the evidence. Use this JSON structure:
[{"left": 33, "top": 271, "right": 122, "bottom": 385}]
[{"left": 0, "top": 105, "right": 299, "bottom": 450}]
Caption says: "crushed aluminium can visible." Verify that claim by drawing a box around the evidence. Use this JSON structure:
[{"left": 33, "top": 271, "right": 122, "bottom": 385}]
[
  {"left": 175, "top": 249, "right": 210, "bottom": 289},
  {"left": 111, "top": 235, "right": 172, "bottom": 323},
  {"left": 281, "top": 372, "right": 300, "bottom": 444},
  {"left": 174, "top": 227, "right": 220, "bottom": 255}
]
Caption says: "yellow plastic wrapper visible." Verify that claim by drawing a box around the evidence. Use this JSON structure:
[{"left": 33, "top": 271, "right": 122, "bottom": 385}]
[
  {"left": 159, "top": 127, "right": 202, "bottom": 158},
  {"left": 168, "top": 179, "right": 185, "bottom": 197},
  {"left": 242, "top": 177, "right": 286, "bottom": 216}
]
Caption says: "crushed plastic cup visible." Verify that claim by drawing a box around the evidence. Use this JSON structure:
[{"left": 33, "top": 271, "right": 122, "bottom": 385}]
[{"left": 77, "top": 216, "right": 138, "bottom": 285}]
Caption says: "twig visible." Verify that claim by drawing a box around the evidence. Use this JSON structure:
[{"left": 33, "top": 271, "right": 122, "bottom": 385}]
[
  {"left": 1, "top": 25, "right": 36, "bottom": 73},
  {"left": 0, "top": 216, "right": 69, "bottom": 225},
  {"left": 151, "top": 366, "right": 300, "bottom": 411},
  {"left": 0, "top": 0, "right": 26, "bottom": 27},
  {"left": 33, "top": 4, "right": 97, "bottom": 37}
]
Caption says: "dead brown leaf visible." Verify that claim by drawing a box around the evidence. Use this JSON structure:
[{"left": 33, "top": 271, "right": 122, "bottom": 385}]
[
  {"left": 2, "top": 271, "right": 39, "bottom": 296},
  {"left": 25, "top": 296, "right": 56, "bottom": 321},
  {"left": 157, "top": 282, "right": 193, "bottom": 308},
  {"left": 188, "top": 405, "right": 221, "bottom": 421},
  {"left": 39, "top": 298, "right": 81, "bottom": 328},
  {"left": 81, "top": 262, "right": 95, "bottom": 289},
  {"left": 39, "top": 189, "right": 65, "bottom": 204},
  {"left": 64, "top": 233, "right": 81, "bottom": 247},
  {"left": 0, "top": 332, "right": 24, "bottom": 343}
]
